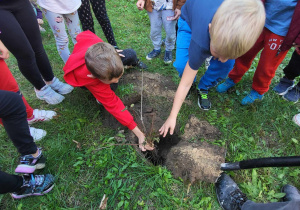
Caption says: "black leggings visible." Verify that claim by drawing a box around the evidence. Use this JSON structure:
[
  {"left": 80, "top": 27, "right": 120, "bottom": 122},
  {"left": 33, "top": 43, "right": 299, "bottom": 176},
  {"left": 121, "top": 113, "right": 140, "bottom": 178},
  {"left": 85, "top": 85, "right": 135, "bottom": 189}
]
[
  {"left": 284, "top": 50, "right": 300, "bottom": 87},
  {"left": 78, "top": 0, "right": 117, "bottom": 47},
  {"left": 0, "top": 90, "right": 37, "bottom": 156},
  {"left": 0, "top": 171, "right": 23, "bottom": 194},
  {"left": 0, "top": 0, "right": 54, "bottom": 90}
]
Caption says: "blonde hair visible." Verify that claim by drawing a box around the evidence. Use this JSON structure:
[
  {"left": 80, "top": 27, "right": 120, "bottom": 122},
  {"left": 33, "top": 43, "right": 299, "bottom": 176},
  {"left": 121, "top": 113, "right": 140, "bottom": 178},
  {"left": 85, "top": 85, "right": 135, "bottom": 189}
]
[
  {"left": 85, "top": 42, "right": 124, "bottom": 81},
  {"left": 210, "top": 0, "right": 265, "bottom": 59}
]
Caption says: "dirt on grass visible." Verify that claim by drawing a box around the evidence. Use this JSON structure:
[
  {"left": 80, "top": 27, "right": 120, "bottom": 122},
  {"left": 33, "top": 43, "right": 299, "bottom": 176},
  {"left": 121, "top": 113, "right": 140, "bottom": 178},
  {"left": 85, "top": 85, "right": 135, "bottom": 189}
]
[{"left": 105, "top": 70, "right": 226, "bottom": 183}]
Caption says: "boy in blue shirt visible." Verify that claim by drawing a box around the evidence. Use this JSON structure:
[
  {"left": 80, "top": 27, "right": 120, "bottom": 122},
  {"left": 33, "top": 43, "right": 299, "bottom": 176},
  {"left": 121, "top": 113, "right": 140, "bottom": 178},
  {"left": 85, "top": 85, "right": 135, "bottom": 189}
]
[{"left": 159, "top": 0, "right": 266, "bottom": 137}]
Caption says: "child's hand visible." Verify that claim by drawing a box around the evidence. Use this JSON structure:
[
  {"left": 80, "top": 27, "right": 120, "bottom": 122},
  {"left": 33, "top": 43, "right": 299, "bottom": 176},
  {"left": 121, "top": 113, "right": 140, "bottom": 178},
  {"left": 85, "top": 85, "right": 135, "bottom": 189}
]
[
  {"left": 132, "top": 126, "right": 154, "bottom": 151},
  {"left": 37, "top": 18, "right": 44, "bottom": 25},
  {"left": 159, "top": 115, "right": 176, "bottom": 138},
  {"left": 0, "top": 40, "right": 9, "bottom": 59},
  {"left": 173, "top": 8, "right": 181, "bottom": 20},
  {"left": 136, "top": 0, "right": 145, "bottom": 10}
]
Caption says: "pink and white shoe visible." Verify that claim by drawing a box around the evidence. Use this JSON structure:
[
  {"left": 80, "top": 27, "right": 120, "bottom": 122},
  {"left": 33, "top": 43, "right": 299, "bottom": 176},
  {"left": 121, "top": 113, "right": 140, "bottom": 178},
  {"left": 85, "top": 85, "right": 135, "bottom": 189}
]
[
  {"left": 28, "top": 109, "right": 57, "bottom": 125},
  {"left": 15, "top": 148, "right": 45, "bottom": 174}
]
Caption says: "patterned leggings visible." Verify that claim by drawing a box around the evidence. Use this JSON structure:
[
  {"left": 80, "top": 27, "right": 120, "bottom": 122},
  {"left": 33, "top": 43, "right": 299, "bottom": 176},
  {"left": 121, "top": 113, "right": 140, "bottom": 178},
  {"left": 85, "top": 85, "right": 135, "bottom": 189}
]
[
  {"left": 78, "top": 0, "right": 117, "bottom": 47},
  {"left": 42, "top": 8, "right": 81, "bottom": 63}
]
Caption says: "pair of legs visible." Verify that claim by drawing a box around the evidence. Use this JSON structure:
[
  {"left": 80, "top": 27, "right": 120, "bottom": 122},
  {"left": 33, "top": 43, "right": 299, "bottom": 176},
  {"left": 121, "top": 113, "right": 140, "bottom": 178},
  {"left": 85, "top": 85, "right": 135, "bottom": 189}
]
[
  {"left": 0, "top": 0, "right": 73, "bottom": 104},
  {"left": 274, "top": 50, "right": 300, "bottom": 102},
  {"left": 78, "top": 0, "right": 117, "bottom": 47},
  {"left": 0, "top": 90, "right": 55, "bottom": 198},
  {"left": 0, "top": 60, "right": 56, "bottom": 140},
  {"left": 218, "top": 27, "right": 288, "bottom": 105},
  {"left": 41, "top": 9, "right": 81, "bottom": 63},
  {"left": 146, "top": 9, "right": 177, "bottom": 63},
  {"left": 216, "top": 173, "right": 300, "bottom": 210},
  {"left": 173, "top": 17, "right": 235, "bottom": 110}
]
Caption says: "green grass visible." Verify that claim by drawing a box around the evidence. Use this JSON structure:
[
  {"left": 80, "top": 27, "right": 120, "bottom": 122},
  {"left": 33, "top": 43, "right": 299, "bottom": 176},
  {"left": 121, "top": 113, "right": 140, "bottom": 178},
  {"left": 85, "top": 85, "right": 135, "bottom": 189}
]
[{"left": 1, "top": 0, "right": 300, "bottom": 209}]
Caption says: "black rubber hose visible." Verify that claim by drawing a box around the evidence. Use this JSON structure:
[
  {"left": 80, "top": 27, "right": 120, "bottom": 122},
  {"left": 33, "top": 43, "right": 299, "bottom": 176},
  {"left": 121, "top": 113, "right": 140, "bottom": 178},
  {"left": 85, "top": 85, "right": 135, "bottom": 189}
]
[{"left": 221, "top": 156, "right": 300, "bottom": 171}]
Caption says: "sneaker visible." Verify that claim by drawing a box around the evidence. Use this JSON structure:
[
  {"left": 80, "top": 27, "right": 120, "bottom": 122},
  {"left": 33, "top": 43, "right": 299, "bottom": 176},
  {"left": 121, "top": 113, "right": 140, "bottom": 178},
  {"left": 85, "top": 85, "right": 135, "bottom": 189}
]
[
  {"left": 28, "top": 109, "right": 57, "bottom": 125},
  {"left": 49, "top": 77, "right": 74, "bottom": 95},
  {"left": 11, "top": 174, "right": 54, "bottom": 199},
  {"left": 273, "top": 77, "right": 295, "bottom": 95},
  {"left": 197, "top": 89, "right": 211, "bottom": 110},
  {"left": 282, "top": 184, "right": 300, "bottom": 202},
  {"left": 15, "top": 148, "right": 46, "bottom": 174},
  {"left": 35, "top": 85, "right": 65, "bottom": 105},
  {"left": 146, "top": 49, "right": 161, "bottom": 60},
  {"left": 29, "top": 127, "right": 47, "bottom": 142},
  {"left": 283, "top": 86, "right": 300, "bottom": 103},
  {"left": 136, "top": 61, "right": 148, "bottom": 69},
  {"left": 241, "top": 90, "right": 263, "bottom": 105},
  {"left": 164, "top": 51, "right": 173, "bottom": 64},
  {"left": 217, "top": 78, "right": 236, "bottom": 93},
  {"left": 215, "top": 173, "right": 248, "bottom": 210},
  {"left": 292, "top": 113, "right": 300, "bottom": 127}
]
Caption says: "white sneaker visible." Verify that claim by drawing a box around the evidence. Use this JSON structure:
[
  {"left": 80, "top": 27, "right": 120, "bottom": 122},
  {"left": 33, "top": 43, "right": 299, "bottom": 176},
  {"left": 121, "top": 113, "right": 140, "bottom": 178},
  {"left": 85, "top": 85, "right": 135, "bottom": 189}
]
[
  {"left": 293, "top": 113, "right": 300, "bottom": 127},
  {"left": 49, "top": 77, "right": 74, "bottom": 95},
  {"left": 28, "top": 109, "right": 57, "bottom": 125},
  {"left": 35, "top": 85, "right": 65, "bottom": 105},
  {"left": 29, "top": 127, "right": 47, "bottom": 142}
]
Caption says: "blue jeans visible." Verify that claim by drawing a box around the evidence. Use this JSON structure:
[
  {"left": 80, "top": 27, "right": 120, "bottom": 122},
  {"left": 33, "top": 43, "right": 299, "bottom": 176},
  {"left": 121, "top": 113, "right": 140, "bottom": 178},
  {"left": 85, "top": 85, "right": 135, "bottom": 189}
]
[{"left": 173, "top": 17, "right": 235, "bottom": 90}]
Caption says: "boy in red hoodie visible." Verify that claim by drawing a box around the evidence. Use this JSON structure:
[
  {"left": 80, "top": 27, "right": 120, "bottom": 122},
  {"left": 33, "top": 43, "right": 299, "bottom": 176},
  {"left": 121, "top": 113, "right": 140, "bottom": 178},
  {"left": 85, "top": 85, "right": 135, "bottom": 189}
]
[{"left": 63, "top": 31, "right": 153, "bottom": 151}]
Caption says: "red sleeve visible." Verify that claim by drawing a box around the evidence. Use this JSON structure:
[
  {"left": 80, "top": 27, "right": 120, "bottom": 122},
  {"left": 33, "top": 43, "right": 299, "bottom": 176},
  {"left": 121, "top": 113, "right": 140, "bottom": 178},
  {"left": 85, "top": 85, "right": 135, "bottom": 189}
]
[{"left": 86, "top": 81, "right": 137, "bottom": 130}]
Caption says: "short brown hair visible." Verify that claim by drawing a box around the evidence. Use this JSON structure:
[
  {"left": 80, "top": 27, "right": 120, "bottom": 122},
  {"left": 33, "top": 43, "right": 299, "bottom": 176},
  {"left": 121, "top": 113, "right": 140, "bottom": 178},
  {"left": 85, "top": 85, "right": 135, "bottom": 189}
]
[
  {"left": 210, "top": 0, "right": 265, "bottom": 59},
  {"left": 85, "top": 42, "right": 124, "bottom": 81}
]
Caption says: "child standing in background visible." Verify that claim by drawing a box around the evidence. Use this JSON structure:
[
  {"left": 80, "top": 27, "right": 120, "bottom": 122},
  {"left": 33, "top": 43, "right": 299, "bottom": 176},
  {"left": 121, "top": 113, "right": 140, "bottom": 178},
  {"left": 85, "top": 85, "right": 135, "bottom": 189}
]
[
  {"left": 136, "top": 0, "right": 186, "bottom": 64},
  {"left": 217, "top": 0, "right": 298, "bottom": 105},
  {"left": 78, "top": 0, "right": 118, "bottom": 48},
  {"left": 37, "top": 0, "right": 82, "bottom": 63}
]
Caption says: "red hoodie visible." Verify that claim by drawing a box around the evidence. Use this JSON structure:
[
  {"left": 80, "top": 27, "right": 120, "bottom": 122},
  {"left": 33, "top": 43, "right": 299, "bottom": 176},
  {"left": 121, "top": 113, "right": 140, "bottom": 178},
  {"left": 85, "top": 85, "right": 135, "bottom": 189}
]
[{"left": 63, "top": 31, "right": 137, "bottom": 130}]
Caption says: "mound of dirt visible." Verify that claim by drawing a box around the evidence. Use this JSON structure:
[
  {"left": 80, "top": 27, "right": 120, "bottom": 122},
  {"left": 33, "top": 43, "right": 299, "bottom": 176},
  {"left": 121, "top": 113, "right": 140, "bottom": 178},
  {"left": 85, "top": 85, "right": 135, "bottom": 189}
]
[
  {"left": 181, "top": 115, "right": 222, "bottom": 141},
  {"left": 165, "top": 141, "right": 225, "bottom": 183}
]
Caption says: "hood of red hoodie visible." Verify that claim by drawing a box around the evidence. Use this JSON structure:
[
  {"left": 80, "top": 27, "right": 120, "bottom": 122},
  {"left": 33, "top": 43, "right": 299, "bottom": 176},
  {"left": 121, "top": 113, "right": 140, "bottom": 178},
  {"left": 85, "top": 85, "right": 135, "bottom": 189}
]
[{"left": 63, "top": 31, "right": 104, "bottom": 87}]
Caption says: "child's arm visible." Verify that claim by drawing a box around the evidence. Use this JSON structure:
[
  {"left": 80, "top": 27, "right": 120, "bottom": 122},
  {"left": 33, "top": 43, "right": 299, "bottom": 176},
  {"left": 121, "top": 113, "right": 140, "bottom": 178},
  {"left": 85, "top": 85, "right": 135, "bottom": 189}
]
[
  {"left": 0, "top": 40, "right": 9, "bottom": 59},
  {"left": 132, "top": 126, "right": 154, "bottom": 151},
  {"left": 136, "top": 0, "right": 145, "bottom": 10},
  {"left": 159, "top": 61, "right": 197, "bottom": 137}
]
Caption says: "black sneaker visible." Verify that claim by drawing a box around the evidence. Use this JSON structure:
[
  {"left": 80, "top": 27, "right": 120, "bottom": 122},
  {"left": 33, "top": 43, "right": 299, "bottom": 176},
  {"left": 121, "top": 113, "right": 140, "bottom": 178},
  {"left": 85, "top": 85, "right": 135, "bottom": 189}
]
[
  {"left": 146, "top": 49, "right": 161, "bottom": 60},
  {"left": 197, "top": 89, "right": 211, "bottom": 110},
  {"left": 216, "top": 173, "right": 248, "bottom": 210},
  {"left": 164, "top": 51, "right": 173, "bottom": 64},
  {"left": 11, "top": 174, "right": 55, "bottom": 199},
  {"left": 282, "top": 184, "right": 300, "bottom": 202},
  {"left": 15, "top": 148, "right": 46, "bottom": 174},
  {"left": 136, "top": 61, "right": 148, "bottom": 69}
]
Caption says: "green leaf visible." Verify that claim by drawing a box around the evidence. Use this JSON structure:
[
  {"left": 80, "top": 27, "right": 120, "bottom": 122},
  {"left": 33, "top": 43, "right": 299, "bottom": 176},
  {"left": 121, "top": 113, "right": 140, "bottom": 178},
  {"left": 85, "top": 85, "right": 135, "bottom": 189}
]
[
  {"left": 273, "top": 193, "right": 286, "bottom": 198},
  {"left": 292, "top": 138, "right": 298, "bottom": 144},
  {"left": 118, "top": 200, "right": 124, "bottom": 208}
]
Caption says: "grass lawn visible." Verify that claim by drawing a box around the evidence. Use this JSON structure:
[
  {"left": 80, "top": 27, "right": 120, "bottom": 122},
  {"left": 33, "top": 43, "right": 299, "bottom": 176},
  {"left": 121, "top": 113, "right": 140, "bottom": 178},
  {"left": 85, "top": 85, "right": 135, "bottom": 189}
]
[{"left": 1, "top": 0, "right": 300, "bottom": 209}]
